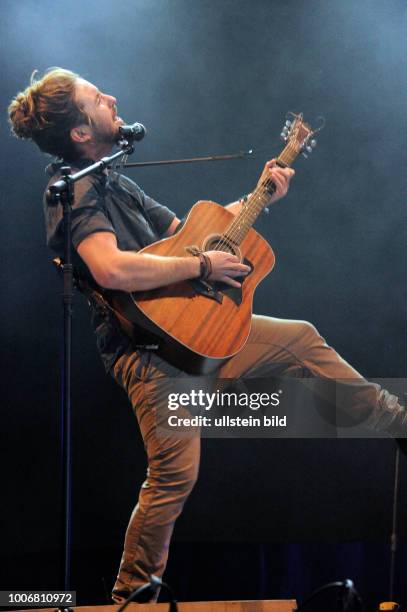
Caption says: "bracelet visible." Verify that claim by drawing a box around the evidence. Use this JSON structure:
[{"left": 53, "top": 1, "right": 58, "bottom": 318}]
[
  {"left": 195, "top": 252, "right": 212, "bottom": 280},
  {"left": 197, "top": 253, "right": 206, "bottom": 278},
  {"left": 202, "top": 252, "right": 212, "bottom": 279}
]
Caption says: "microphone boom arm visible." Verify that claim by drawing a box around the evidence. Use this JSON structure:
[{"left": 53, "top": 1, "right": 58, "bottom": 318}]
[{"left": 112, "top": 149, "right": 253, "bottom": 169}]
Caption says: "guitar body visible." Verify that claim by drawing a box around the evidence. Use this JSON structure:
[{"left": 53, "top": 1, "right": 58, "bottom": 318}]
[
  {"left": 108, "top": 113, "right": 317, "bottom": 373},
  {"left": 109, "top": 200, "right": 275, "bottom": 374}
]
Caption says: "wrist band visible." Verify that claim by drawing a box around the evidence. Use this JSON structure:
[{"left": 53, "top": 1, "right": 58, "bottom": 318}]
[
  {"left": 195, "top": 252, "right": 211, "bottom": 280},
  {"left": 197, "top": 253, "right": 206, "bottom": 278},
  {"left": 202, "top": 252, "right": 212, "bottom": 279}
]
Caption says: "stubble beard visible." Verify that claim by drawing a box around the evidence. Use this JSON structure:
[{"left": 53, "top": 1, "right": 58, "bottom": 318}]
[{"left": 92, "top": 123, "right": 119, "bottom": 147}]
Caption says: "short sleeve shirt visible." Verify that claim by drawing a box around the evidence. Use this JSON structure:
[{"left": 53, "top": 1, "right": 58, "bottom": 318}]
[{"left": 43, "top": 158, "right": 177, "bottom": 371}]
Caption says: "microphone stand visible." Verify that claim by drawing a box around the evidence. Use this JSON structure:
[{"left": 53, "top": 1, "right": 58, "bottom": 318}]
[
  {"left": 112, "top": 149, "right": 253, "bottom": 169},
  {"left": 389, "top": 444, "right": 401, "bottom": 602},
  {"left": 47, "top": 138, "right": 135, "bottom": 594}
]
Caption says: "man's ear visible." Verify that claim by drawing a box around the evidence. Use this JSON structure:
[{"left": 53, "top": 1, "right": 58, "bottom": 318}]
[{"left": 70, "top": 124, "right": 92, "bottom": 144}]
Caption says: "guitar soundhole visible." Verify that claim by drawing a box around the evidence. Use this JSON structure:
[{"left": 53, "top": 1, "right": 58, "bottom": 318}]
[{"left": 203, "top": 234, "right": 242, "bottom": 260}]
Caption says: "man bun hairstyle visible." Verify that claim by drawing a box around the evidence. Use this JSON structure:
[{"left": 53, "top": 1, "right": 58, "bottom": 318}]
[{"left": 8, "top": 68, "right": 89, "bottom": 160}]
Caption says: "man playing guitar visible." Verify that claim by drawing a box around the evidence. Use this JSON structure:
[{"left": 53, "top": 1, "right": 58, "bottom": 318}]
[{"left": 8, "top": 68, "right": 407, "bottom": 603}]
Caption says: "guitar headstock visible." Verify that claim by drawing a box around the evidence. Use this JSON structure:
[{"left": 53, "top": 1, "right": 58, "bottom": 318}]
[{"left": 279, "top": 112, "right": 322, "bottom": 166}]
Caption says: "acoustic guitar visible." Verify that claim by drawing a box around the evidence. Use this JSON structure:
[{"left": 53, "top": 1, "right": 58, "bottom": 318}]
[{"left": 108, "top": 113, "right": 318, "bottom": 374}]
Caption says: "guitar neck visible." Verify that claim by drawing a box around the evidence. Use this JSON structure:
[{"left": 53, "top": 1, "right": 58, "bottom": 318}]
[
  {"left": 220, "top": 112, "right": 316, "bottom": 247},
  {"left": 223, "top": 146, "right": 297, "bottom": 247}
]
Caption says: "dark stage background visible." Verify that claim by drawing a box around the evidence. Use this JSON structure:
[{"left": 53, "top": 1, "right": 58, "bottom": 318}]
[{"left": 1, "top": 0, "right": 407, "bottom": 609}]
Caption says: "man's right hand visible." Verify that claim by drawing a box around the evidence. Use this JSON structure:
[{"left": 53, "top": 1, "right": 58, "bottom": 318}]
[{"left": 205, "top": 251, "right": 251, "bottom": 288}]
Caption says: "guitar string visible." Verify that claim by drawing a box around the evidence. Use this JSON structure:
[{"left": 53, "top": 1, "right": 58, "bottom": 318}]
[
  {"left": 226, "top": 136, "right": 298, "bottom": 243},
  {"left": 213, "top": 166, "right": 282, "bottom": 252},
  {"left": 211, "top": 177, "right": 275, "bottom": 253},
  {"left": 212, "top": 140, "right": 297, "bottom": 253},
  {"left": 213, "top": 179, "right": 272, "bottom": 252},
  {"left": 215, "top": 139, "right": 298, "bottom": 250}
]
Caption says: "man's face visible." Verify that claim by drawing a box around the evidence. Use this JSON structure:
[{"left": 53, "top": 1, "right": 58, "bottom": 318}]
[{"left": 74, "top": 78, "right": 124, "bottom": 145}]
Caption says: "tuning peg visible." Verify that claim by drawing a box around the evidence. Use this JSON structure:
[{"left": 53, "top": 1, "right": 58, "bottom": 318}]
[
  {"left": 285, "top": 120, "right": 292, "bottom": 127},
  {"left": 301, "top": 143, "right": 309, "bottom": 158},
  {"left": 280, "top": 125, "right": 289, "bottom": 141},
  {"left": 310, "top": 139, "right": 317, "bottom": 148}
]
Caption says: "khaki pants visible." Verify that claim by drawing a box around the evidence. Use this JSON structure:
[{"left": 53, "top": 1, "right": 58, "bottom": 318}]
[{"left": 111, "top": 315, "right": 398, "bottom": 600}]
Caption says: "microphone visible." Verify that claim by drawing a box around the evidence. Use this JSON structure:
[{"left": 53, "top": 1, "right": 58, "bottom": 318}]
[{"left": 118, "top": 122, "right": 146, "bottom": 142}]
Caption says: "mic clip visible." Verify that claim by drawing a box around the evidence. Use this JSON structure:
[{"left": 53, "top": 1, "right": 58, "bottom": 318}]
[{"left": 117, "top": 139, "right": 135, "bottom": 155}]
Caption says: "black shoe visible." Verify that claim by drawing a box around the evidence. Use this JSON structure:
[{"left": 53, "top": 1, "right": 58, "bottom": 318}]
[{"left": 386, "top": 406, "right": 407, "bottom": 437}]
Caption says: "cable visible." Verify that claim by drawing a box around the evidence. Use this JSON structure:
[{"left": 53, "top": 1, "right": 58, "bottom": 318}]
[{"left": 295, "top": 579, "right": 364, "bottom": 612}]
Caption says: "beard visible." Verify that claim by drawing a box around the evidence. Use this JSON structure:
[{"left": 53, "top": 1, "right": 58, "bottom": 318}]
[{"left": 91, "top": 119, "right": 120, "bottom": 146}]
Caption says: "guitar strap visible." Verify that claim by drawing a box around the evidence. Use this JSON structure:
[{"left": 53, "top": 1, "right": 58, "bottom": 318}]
[
  {"left": 52, "top": 256, "right": 118, "bottom": 318},
  {"left": 52, "top": 257, "right": 156, "bottom": 348}
]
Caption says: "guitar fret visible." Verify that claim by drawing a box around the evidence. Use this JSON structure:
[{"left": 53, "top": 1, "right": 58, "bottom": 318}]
[
  {"left": 217, "top": 113, "right": 313, "bottom": 248},
  {"left": 223, "top": 185, "right": 271, "bottom": 245}
]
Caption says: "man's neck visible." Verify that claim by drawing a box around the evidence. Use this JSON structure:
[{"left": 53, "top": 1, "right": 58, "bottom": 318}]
[{"left": 78, "top": 142, "right": 113, "bottom": 162}]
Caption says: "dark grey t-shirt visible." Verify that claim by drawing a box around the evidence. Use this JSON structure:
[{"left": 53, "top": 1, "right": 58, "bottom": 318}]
[{"left": 43, "top": 158, "right": 176, "bottom": 371}]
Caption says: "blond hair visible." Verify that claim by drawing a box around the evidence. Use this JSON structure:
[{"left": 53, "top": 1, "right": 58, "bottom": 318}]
[{"left": 8, "top": 67, "right": 89, "bottom": 160}]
